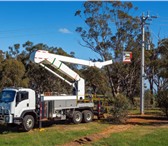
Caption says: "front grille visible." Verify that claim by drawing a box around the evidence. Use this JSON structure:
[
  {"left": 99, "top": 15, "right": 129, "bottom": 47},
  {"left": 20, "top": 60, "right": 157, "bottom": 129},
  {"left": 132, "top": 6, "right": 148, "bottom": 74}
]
[{"left": 0, "top": 106, "right": 9, "bottom": 115}]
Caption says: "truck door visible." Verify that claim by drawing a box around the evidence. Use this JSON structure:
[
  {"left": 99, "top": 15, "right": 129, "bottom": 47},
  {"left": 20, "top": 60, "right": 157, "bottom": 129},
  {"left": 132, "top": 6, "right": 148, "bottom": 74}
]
[{"left": 15, "top": 91, "right": 29, "bottom": 117}]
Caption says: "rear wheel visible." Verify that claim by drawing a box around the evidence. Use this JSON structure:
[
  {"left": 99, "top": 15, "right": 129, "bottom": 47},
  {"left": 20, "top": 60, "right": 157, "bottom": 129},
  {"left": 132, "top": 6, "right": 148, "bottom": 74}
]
[
  {"left": 22, "top": 115, "right": 35, "bottom": 132},
  {"left": 72, "top": 111, "right": 82, "bottom": 124},
  {"left": 83, "top": 110, "right": 93, "bottom": 123}
]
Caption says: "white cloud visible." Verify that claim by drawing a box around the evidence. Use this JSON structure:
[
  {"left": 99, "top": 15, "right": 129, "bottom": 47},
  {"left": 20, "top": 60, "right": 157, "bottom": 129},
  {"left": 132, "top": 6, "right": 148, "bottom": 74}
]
[{"left": 58, "top": 28, "right": 72, "bottom": 34}]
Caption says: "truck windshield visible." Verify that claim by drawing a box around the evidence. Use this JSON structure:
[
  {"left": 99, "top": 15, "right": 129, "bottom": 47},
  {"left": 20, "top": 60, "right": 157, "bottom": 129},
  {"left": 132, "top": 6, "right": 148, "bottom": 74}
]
[{"left": 0, "top": 90, "right": 16, "bottom": 103}]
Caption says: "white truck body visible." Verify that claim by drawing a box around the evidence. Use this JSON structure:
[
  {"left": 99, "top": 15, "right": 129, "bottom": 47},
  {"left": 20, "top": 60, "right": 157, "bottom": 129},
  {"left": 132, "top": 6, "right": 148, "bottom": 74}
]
[{"left": 0, "top": 87, "right": 94, "bottom": 131}]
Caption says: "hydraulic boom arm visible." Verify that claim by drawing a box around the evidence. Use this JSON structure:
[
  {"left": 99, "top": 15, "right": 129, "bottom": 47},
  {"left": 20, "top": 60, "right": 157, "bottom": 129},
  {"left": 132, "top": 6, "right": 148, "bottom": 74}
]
[{"left": 30, "top": 50, "right": 113, "bottom": 99}]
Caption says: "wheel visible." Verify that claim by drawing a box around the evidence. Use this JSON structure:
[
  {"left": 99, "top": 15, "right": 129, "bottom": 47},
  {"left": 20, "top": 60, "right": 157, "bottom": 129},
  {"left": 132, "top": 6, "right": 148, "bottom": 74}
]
[
  {"left": 22, "top": 115, "right": 35, "bottom": 132},
  {"left": 72, "top": 111, "right": 82, "bottom": 124},
  {"left": 83, "top": 110, "right": 93, "bottom": 123}
]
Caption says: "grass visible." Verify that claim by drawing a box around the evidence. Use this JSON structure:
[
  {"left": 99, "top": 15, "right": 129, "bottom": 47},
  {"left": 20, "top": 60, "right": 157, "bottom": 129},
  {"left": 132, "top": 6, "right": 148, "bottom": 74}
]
[
  {"left": 128, "top": 108, "right": 163, "bottom": 116},
  {"left": 0, "top": 121, "right": 109, "bottom": 146},
  {"left": 92, "top": 125, "right": 168, "bottom": 146},
  {"left": 92, "top": 108, "right": 168, "bottom": 146},
  {"left": 0, "top": 109, "right": 168, "bottom": 146}
]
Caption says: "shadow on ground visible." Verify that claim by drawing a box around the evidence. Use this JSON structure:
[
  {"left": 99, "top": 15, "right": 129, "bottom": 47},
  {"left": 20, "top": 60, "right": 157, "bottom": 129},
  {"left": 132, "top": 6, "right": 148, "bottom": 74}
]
[
  {"left": 0, "top": 119, "right": 76, "bottom": 134},
  {"left": 0, "top": 124, "right": 21, "bottom": 134}
]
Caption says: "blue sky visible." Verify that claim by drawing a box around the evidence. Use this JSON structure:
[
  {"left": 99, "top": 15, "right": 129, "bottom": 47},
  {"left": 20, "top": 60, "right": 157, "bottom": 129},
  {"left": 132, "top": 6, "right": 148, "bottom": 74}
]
[{"left": 0, "top": 1, "right": 168, "bottom": 60}]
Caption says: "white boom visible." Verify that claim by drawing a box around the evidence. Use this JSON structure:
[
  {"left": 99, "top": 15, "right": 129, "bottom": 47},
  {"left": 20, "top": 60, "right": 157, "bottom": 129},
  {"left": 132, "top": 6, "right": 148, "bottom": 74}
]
[{"left": 30, "top": 50, "right": 113, "bottom": 99}]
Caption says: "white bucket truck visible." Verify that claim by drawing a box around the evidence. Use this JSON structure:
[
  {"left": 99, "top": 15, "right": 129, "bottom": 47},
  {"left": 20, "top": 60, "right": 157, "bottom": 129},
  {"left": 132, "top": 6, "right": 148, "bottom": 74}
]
[{"left": 0, "top": 50, "right": 113, "bottom": 131}]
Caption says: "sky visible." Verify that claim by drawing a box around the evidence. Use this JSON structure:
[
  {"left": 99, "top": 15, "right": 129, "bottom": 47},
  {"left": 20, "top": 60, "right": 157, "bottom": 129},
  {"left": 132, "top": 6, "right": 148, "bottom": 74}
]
[{"left": 0, "top": 1, "right": 168, "bottom": 60}]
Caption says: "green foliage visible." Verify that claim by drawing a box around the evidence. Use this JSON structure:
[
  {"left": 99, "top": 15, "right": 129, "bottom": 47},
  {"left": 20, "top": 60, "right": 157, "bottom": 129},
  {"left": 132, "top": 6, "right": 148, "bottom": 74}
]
[
  {"left": 146, "top": 38, "right": 168, "bottom": 93},
  {"left": 81, "top": 67, "right": 109, "bottom": 95},
  {"left": 157, "top": 90, "right": 168, "bottom": 117},
  {"left": 0, "top": 50, "right": 5, "bottom": 63},
  {"left": 0, "top": 59, "right": 28, "bottom": 89},
  {"left": 76, "top": 1, "right": 140, "bottom": 59},
  {"left": 144, "top": 89, "right": 155, "bottom": 109},
  {"left": 109, "top": 48, "right": 141, "bottom": 103},
  {"left": 109, "top": 94, "right": 130, "bottom": 123}
]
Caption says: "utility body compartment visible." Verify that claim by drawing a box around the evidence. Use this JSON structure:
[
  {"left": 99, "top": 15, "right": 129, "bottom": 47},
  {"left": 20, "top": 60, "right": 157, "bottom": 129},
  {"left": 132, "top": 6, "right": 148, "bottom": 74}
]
[{"left": 41, "top": 95, "right": 94, "bottom": 119}]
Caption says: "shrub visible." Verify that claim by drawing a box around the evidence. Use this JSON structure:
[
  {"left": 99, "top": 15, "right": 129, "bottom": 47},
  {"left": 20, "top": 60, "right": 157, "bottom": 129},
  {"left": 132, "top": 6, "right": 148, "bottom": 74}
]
[
  {"left": 109, "top": 94, "right": 130, "bottom": 123},
  {"left": 157, "top": 90, "right": 168, "bottom": 117},
  {"left": 144, "top": 90, "right": 155, "bottom": 109}
]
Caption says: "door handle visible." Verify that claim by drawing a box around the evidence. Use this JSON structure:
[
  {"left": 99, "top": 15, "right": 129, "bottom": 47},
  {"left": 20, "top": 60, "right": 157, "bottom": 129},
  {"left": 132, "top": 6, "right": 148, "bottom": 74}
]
[{"left": 27, "top": 103, "right": 29, "bottom": 107}]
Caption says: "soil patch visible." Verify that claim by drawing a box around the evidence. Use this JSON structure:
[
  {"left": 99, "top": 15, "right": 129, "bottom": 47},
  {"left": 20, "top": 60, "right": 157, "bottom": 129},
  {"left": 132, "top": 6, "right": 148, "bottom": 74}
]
[
  {"left": 61, "top": 124, "right": 133, "bottom": 146},
  {"left": 127, "top": 114, "right": 168, "bottom": 126},
  {"left": 61, "top": 114, "right": 168, "bottom": 146}
]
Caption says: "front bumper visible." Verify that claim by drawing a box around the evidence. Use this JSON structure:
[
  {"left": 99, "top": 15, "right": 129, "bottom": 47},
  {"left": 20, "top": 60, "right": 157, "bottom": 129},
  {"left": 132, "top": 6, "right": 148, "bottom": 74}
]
[{"left": 0, "top": 114, "right": 13, "bottom": 124}]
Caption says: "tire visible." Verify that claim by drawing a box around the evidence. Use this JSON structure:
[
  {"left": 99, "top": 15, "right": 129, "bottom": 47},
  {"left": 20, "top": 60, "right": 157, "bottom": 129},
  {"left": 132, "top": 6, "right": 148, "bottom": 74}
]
[
  {"left": 72, "top": 111, "right": 82, "bottom": 124},
  {"left": 22, "top": 115, "right": 34, "bottom": 132},
  {"left": 83, "top": 110, "right": 93, "bottom": 123}
]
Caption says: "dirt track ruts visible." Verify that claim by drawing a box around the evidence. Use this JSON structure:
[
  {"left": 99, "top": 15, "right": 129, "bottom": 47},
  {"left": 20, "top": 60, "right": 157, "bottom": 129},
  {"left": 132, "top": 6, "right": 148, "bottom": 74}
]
[{"left": 61, "top": 124, "right": 133, "bottom": 146}]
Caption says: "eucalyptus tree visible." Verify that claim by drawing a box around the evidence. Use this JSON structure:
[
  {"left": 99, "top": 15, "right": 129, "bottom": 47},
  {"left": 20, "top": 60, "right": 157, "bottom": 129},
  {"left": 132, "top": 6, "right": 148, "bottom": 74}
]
[
  {"left": 145, "top": 38, "right": 168, "bottom": 93},
  {"left": 0, "top": 59, "right": 28, "bottom": 89},
  {"left": 155, "top": 38, "right": 168, "bottom": 90},
  {"left": 75, "top": 1, "right": 141, "bottom": 99},
  {"left": 0, "top": 44, "right": 29, "bottom": 89},
  {"left": 81, "top": 66, "right": 109, "bottom": 95}
]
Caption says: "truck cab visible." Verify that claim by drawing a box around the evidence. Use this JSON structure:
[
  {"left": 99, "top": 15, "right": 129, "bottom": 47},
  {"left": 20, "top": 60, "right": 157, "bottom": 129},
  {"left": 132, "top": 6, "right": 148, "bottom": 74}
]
[{"left": 0, "top": 88, "right": 36, "bottom": 129}]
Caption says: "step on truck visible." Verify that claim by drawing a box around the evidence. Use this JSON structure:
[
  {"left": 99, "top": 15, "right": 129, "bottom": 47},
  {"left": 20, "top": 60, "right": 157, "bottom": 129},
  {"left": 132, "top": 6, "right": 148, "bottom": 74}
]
[{"left": 0, "top": 50, "right": 114, "bottom": 131}]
